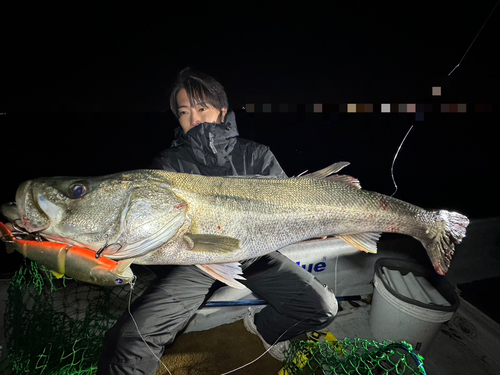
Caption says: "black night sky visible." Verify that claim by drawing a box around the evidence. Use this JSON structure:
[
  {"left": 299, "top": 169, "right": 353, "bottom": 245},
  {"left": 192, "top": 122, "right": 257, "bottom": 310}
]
[{"left": 1, "top": 1, "right": 499, "bottom": 223}]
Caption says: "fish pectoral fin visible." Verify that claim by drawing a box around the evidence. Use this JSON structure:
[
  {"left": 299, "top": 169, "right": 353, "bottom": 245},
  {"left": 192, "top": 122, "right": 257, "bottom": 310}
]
[
  {"left": 51, "top": 271, "right": 65, "bottom": 279},
  {"left": 196, "top": 263, "right": 247, "bottom": 289},
  {"left": 184, "top": 234, "right": 241, "bottom": 253},
  {"left": 337, "top": 232, "right": 381, "bottom": 254}
]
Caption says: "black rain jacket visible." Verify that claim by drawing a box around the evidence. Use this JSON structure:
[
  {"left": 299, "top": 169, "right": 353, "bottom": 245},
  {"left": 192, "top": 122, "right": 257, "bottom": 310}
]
[{"left": 151, "top": 111, "right": 287, "bottom": 178}]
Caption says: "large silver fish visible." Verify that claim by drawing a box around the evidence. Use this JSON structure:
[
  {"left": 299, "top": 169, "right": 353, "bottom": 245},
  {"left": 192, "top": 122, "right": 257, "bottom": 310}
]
[{"left": 1, "top": 162, "right": 469, "bottom": 288}]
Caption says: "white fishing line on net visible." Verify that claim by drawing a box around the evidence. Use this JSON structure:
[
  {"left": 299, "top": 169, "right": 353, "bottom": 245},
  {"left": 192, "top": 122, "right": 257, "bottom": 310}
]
[{"left": 127, "top": 276, "right": 173, "bottom": 375}]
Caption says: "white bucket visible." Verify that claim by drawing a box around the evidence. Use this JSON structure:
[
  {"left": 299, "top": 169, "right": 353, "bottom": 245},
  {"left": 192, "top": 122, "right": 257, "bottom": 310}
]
[{"left": 369, "top": 258, "right": 459, "bottom": 355}]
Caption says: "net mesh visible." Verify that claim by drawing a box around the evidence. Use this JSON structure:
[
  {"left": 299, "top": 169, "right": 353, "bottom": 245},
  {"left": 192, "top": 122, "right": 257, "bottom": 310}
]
[
  {"left": 281, "top": 335, "right": 426, "bottom": 375},
  {"left": 0, "top": 259, "right": 154, "bottom": 375}
]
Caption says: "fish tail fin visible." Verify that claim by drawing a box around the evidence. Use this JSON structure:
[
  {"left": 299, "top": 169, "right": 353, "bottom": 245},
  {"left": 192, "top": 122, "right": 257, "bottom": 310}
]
[{"left": 418, "top": 210, "right": 469, "bottom": 276}]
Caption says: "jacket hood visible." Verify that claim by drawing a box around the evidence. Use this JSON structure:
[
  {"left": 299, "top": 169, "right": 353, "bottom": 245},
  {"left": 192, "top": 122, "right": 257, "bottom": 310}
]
[{"left": 170, "top": 111, "right": 240, "bottom": 166}]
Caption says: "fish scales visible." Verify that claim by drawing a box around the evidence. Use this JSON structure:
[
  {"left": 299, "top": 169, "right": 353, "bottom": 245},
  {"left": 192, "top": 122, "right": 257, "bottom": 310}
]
[{"left": 135, "top": 171, "right": 437, "bottom": 263}]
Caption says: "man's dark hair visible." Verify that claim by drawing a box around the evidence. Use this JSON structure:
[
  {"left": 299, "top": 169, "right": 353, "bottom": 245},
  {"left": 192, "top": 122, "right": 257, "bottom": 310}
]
[{"left": 170, "top": 67, "right": 228, "bottom": 118}]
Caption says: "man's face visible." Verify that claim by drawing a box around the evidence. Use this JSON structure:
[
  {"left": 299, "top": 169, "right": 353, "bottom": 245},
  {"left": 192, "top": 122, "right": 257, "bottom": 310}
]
[{"left": 176, "top": 89, "right": 227, "bottom": 134}]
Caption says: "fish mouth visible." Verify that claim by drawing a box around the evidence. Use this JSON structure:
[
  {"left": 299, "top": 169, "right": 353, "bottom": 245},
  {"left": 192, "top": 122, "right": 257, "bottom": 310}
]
[{"left": 0, "top": 201, "right": 22, "bottom": 227}]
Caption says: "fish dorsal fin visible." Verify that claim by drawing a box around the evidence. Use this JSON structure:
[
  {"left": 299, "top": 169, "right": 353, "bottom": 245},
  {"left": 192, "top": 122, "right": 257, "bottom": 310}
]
[
  {"left": 184, "top": 234, "right": 241, "bottom": 253},
  {"left": 300, "top": 162, "right": 362, "bottom": 189},
  {"left": 337, "top": 232, "right": 381, "bottom": 254},
  {"left": 196, "top": 263, "right": 247, "bottom": 289},
  {"left": 300, "top": 161, "right": 350, "bottom": 178}
]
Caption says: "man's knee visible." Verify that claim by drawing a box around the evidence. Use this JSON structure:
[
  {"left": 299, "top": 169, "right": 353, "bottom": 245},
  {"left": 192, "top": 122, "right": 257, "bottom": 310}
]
[
  {"left": 309, "top": 282, "right": 338, "bottom": 327},
  {"left": 101, "top": 317, "right": 156, "bottom": 361}
]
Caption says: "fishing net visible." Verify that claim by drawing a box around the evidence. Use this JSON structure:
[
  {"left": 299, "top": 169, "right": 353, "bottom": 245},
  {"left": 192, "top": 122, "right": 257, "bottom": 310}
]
[
  {"left": 0, "top": 259, "right": 154, "bottom": 375},
  {"left": 1, "top": 259, "right": 427, "bottom": 375},
  {"left": 280, "top": 333, "right": 426, "bottom": 375}
]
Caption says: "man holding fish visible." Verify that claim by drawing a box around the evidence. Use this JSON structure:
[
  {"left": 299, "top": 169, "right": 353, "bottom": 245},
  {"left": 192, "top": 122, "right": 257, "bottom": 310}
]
[
  {"left": 96, "top": 68, "right": 339, "bottom": 374},
  {"left": 2, "top": 67, "right": 467, "bottom": 373}
]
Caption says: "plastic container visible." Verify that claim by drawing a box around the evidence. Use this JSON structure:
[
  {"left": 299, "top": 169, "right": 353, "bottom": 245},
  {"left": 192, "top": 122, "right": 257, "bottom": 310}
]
[{"left": 369, "top": 258, "right": 459, "bottom": 355}]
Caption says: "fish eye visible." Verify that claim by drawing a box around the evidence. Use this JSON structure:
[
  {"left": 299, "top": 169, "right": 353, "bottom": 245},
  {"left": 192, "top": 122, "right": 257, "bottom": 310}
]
[
  {"left": 115, "top": 278, "right": 124, "bottom": 285},
  {"left": 68, "top": 183, "right": 88, "bottom": 199}
]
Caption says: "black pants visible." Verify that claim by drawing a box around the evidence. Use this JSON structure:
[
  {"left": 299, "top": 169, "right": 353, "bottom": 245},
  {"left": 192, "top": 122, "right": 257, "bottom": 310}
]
[{"left": 97, "top": 252, "right": 338, "bottom": 374}]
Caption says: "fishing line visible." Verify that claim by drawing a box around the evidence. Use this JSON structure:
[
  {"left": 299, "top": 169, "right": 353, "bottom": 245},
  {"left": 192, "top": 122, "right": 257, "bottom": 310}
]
[
  {"left": 127, "top": 276, "right": 173, "bottom": 375},
  {"left": 221, "top": 308, "right": 329, "bottom": 374},
  {"left": 390, "top": 1, "right": 498, "bottom": 194},
  {"left": 448, "top": 0, "right": 499, "bottom": 76},
  {"left": 390, "top": 125, "right": 413, "bottom": 197}
]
